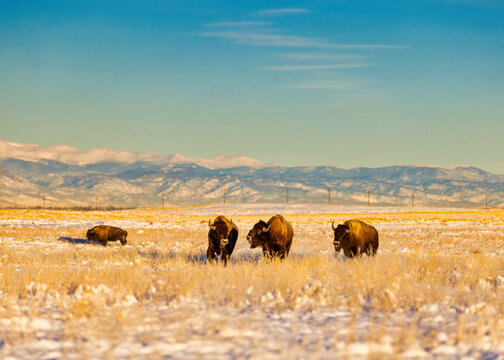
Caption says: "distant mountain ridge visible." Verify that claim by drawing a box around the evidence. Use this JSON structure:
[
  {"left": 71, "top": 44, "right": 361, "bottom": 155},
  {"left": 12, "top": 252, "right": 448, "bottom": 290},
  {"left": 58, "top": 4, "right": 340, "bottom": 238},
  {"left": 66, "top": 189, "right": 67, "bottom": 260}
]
[
  {"left": 0, "top": 140, "right": 270, "bottom": 169},
  {"left": 1, "top": 139, "right": 503, "bottom": 208}
]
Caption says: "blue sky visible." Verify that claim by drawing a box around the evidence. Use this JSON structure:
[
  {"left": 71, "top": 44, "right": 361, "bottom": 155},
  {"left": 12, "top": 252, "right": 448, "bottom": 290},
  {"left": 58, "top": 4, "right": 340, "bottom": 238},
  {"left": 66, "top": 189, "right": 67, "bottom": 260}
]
[{"left": 1, "top": 0, "right": 503, "bottom": 172}]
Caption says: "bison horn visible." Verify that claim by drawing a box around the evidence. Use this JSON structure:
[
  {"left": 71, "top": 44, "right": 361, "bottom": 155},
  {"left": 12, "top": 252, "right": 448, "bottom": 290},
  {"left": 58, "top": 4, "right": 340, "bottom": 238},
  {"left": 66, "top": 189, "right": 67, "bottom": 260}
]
[
  {"left": 229, "top": 218, "right": 232, "bottom": 225},
  {"left": 262, "top": 224, "right": 271, "bottom": 233},
  {"left": 331, "top": 221, "right": 336, "bottom": 231},
  {"left": 208, "top": 219, "right": 217, "bottom": 230}
]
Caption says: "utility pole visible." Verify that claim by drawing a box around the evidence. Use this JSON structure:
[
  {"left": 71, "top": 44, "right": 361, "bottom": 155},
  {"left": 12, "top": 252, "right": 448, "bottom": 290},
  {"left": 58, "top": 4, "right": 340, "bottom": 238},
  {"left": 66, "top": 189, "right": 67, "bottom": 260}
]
[
  {"left": 328, "top": 188, "right": 331, "bottom": 205},
  {"left": 162, "top": 193, "right": 165, "bottom": 209},
  {"left": 223, "top": 188, "right": 226, "bottom": 204},
  {"left": 368, "top": 190, "right": 370, "bottom": 207},
  {"left": 412, "top": 193, "right": 415, "bottom": 208},
  {"left": 95, "top": 196, "right": 98, "bottom": 211},
  {"left": 485, "top": 193, "right": 488, "bottom": 209},
  {"left": 286, "top": 188, "right": 289, "bottom": 204},
  {"left": 43, "top": 195, "right": 46, "bottom": 210}
]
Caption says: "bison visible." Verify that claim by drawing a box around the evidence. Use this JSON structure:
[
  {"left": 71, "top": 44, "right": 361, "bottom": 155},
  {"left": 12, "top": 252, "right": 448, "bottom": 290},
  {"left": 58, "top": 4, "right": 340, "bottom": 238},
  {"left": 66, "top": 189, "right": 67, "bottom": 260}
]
[
  {"left": 247, "top": 214, "right": 293, "bottom": 260},
  {"left": 332, "top": 219, "right": 378, "bottom": 258},
  {"left": 207, "top": 215, "right": 238, "bottom": 266},
  {"left": 86, "top": 225, "right": 128, "bottom": 246}
]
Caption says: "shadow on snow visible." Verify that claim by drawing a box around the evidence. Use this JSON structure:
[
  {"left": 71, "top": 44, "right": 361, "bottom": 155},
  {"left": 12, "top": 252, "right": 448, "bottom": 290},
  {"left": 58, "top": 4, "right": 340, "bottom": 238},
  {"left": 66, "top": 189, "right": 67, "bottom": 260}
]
[{"left": 58, "top": 236, "right": 102, "bottom": 246}]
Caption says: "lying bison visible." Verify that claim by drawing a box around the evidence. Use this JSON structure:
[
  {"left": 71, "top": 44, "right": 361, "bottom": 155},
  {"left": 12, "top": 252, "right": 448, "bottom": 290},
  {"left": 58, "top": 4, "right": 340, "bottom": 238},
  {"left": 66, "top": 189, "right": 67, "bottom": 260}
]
[
  {"left": 207, "top": 215, "right": 238, "bottom": 266},
  {"left": 86, "top": 225, "right": 128, "bottom": 246},
  {"left": 247, "top": 214, "right": 293, "bottom": 260},
  {"left": 332, "top": 219, "right": 378, "bottom": 258}
]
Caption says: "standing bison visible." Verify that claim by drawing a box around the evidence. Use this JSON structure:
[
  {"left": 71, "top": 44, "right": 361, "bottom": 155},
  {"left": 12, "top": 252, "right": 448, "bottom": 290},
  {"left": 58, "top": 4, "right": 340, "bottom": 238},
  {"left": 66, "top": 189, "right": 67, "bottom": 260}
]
[
  {"left": 207, "top": 215, "right": 238, "bottom": 266},
  {"left": 332, "top": 219, "right": 378, "bottom": 258},
  {"left": 86, "top": 225, "right": 128, "bottom": 246},
  {"left": 247, "top": 214, "right": 293, "bottom": 260}
]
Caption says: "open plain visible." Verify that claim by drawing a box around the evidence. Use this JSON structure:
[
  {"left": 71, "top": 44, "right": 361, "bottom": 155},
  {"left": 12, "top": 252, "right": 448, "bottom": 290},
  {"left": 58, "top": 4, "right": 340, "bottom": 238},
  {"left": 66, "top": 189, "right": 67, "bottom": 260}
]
[{"left": 1, "top": 204, "right": 504, "bottom": 359}]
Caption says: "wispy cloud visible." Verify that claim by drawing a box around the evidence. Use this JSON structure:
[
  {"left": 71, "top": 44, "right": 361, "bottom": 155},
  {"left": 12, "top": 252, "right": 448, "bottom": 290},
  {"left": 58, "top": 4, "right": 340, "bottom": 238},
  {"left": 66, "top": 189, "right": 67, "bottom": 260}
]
[
  {"left": 196, "top": 8, "right": 407, "bottom": 102},
  {"left": 204, "top": 21, "right": 271, "bottom": 28},
  {"left": 197, "top": 31, "right": 408, "bottom": 49},
  {"left": 276, "top": 53, "right": 363, "bottom": 60},
  {"left": 198, "top": 31, "right": 331, "bottom": 47},
  {"left": 263, "top": 64, "right": 372, "bottom": 71},
  {"left": 289, "top": 81, "right": 356, "bottom": 89},
  {"left": 255, "top": 8, "right": 312, "bottom": 17},
  {"left": 332, "top": 44, "right": 410, "bottom": 50}
]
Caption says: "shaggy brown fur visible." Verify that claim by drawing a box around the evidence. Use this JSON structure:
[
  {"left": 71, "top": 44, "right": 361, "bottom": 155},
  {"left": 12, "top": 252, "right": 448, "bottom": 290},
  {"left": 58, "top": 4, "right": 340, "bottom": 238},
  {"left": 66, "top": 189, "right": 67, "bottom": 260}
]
[
  {"left": 247, "top": 214, "right": 293, "bottom": 260},
  {"left": 86, "top": 225, "right": 128, "bottom": 246},
  {"left": 207, "top": 215, "right": 238, "bottom": 266},
  {"left": 332, "top": 219, "right": 378, "bottom": 258}
]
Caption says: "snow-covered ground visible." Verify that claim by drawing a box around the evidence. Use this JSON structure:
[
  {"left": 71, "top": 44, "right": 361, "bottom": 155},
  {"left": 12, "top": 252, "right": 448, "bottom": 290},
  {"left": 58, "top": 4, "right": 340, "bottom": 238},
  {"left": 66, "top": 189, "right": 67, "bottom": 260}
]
[
  {"left": 1, "top": 206, "right": 504, "bottom": 359},
  {"left": 0, "top": 204, "right": 479, "bottom": 230},
  {"left": 158, "top": 203, "right": 477, "bottom": 215}
]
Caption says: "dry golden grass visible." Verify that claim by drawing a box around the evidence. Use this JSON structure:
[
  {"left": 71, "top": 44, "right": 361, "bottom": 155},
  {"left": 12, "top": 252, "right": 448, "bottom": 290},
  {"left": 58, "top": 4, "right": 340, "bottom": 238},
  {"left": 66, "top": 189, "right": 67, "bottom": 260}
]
[{"left": 0, "top": 208, "right": 504, "bottom": 358}]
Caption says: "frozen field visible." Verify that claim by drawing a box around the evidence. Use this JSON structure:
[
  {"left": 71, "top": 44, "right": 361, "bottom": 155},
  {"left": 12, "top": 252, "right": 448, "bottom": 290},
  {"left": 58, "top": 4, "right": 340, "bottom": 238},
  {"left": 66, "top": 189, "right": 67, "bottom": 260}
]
[{"left": 1, "top": 204, "right": 504, "bottom": 359}]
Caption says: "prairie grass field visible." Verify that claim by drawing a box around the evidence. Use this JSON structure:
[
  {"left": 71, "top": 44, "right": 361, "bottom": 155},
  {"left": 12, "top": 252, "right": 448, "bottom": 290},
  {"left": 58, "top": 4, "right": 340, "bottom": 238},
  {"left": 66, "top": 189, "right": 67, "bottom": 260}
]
[{"left": 1, "top": 205, "right": 504, "bottom": 359}]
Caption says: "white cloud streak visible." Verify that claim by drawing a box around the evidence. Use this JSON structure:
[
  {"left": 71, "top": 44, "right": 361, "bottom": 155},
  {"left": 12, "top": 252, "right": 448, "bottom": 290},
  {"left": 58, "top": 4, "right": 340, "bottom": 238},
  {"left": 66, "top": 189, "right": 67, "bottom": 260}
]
[
  {"left": 204, "top": 21, "right": 271, "bottom": 27},
  {"left": 262, "top": 64, "right": 373, "bottom": 71},
  {"left": 289, "top": 82, "right": 356, "bottom": 89},
  {"left": 276, "top": 53, "right": 363, "bottom": 60},
  {"left": 332, "top": 44, "right": 410, "bottom": 50},
  {"left": 198, "top": 31, "right": 331, "bottom": 47},
  {"left": 255, "top": 8, "right": 312, "bottom": 17},
  {"left": 198, "top": 31, "right": 408, "bottom": 49}
]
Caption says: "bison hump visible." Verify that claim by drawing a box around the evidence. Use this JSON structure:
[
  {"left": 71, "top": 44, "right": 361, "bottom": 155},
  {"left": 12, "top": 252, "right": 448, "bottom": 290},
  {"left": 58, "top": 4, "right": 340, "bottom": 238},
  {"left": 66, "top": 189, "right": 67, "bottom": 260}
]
[
  {"left": 268, "top": 215, "right": 289, "bottom": 235},
  {"left": 214, "top": 215, "right": 231, "bottom": 226},
  {"left": 344, "top": 219, "right": 377, "bottom": 239},
  {"left": 345, "top": 219, "right": 367, "bottom": 236}
]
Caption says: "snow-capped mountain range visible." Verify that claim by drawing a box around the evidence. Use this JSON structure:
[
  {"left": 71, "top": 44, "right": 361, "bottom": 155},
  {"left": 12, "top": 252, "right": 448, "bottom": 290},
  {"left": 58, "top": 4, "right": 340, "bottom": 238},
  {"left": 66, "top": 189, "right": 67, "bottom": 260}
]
[
  {"left": 0, "top": 140, "right": 269, "bottom": 169},
  {"left": 1, "top": 139, "right": 503, "bottom": 208}
]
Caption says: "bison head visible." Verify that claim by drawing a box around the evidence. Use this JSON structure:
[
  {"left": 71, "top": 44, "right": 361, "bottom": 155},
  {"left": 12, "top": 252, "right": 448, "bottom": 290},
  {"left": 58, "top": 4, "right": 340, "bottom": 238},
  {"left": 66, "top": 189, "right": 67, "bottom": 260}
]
[
  {"left": 86, "top": 228, "right": 96, "bottom": 241},
  {"left": 247, "top": 220, "right": 270, "bottom": 248},
  {"left": 209, "top": 219, "right": 232, "bottom": 246},
  {"left": 120, "top": 231, "right": 128, "bottom": 246},
  {"left": 332, "top": 221, "right": 350, "bottom": 252}
]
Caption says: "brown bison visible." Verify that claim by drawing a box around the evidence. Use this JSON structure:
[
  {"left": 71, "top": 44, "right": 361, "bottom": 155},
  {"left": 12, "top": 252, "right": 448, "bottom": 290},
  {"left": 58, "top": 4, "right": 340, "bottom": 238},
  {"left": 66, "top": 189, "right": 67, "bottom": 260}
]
[
  {"left": 86, "top": 225, "right": 128, "bottom": 246},
  {"left": 247, "top": 214, "right": 293, "bottom": 260},
  {"left": 332, "top": 219, "right": 378, "bottom": 258},
  {"left": 207, "top": 215, "right": 238, "bottom": 266}
]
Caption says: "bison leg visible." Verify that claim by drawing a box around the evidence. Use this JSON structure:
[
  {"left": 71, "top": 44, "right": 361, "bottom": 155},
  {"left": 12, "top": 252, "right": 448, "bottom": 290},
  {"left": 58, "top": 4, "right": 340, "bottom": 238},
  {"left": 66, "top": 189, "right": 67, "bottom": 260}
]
[
  {"left": 221, "top": 251, "right": 229, "bottom": 267},
  {"left": 207, "top": 247, "right": 218, "bottom": 263},
  {"left": 275, "top": 246, "right": 288, "bottom": 260},
  {"left": 343, "top": 248, "right": 353, "bottom": 258},
  {"left": 262, "top": 248, "right": 275, "bottom": 261},
  {"left": 101, "top": 240, "right": 108, "bottom": 247},
  {"left": 372, "top": 241, "right": 378, "bottom": 256},
  {"left": 356, "top": 247, "right": 363, "bottom": 257},
  {"left": 344, "top": 247, "right": 361, "bottom": 258}
]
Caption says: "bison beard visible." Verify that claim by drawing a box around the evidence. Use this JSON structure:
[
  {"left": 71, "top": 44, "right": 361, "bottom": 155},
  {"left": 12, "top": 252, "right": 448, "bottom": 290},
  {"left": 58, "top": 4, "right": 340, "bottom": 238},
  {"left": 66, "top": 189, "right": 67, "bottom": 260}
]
[
  {"left": 86, "top": 225, "right": 128, "bottom": 246},
  {"left": 332, "top": 219, "right": 378, "bottom": 258},
  {"left": 246, "top": 214, "right": 293, "bottom": 260},
  {"left": 207, "top": 215, "right": 238, "bottom": 266}
]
